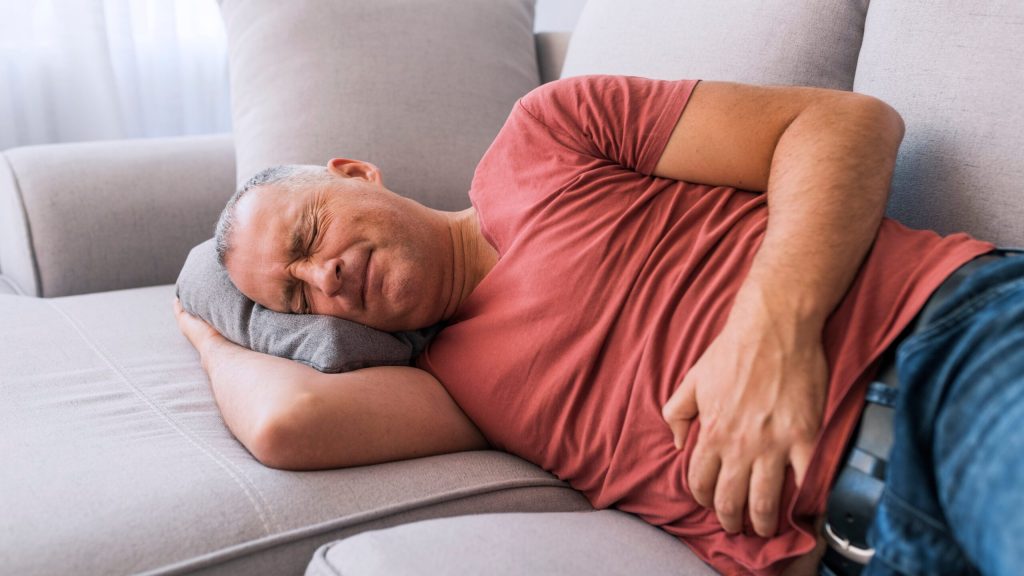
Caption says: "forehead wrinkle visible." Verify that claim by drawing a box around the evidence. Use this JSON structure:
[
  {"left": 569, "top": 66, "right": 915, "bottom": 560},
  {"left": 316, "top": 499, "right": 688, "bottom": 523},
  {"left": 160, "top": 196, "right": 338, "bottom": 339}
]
[{"left": 277, "top": 200, "right": 313, "bottom": 312}]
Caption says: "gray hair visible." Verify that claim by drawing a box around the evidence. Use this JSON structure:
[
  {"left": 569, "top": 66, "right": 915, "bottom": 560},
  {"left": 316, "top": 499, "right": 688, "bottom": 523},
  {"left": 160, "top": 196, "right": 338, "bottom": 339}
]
[{"left": 214, "top": 164, "right": 331, "bottom": 265}]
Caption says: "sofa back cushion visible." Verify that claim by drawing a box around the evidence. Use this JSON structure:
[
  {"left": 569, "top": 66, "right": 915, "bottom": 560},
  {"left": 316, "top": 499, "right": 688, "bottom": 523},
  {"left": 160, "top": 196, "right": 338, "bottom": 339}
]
[
  {"left": 854, "top": 0, "right": 1024, "bottom": 247},
  {"left": 221, "top": 0, "right": 540, "bottom": 211},
  {"left": 560, "top": 0, "right": 869, "bottom": 90}
]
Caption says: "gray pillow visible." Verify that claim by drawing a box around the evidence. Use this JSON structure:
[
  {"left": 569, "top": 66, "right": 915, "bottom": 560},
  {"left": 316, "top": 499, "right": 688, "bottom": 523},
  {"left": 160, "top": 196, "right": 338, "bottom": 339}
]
[{"left": 176, "top": 239, "right": 439, "bottom": 373}]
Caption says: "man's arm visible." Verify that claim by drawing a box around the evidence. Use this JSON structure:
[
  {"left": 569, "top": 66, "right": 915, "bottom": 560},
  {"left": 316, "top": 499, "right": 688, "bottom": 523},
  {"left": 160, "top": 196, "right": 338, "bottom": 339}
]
[
  {"left": 656, "top": 82, "right": 905, "bottom": 537},
  {"left": 174, "top": 300, "right": 489, "bottom": 470}
]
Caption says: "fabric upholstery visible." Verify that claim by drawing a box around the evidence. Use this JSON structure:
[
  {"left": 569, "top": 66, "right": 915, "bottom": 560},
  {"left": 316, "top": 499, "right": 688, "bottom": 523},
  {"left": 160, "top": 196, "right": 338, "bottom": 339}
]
[
  {"left": 0, "top": 285, "right": 591, "bottom": 576},
  {"left": 0, "top": 274, "right": 21, "bottom": 295},
  {"left": 221, "top": 0, "right": 540, "bottom": 211},
  {"left": 0, "top": 134, "right": 236, "bottom": 297},
  {"left": 560, "top": 0, "right": 868, "bottom": 90},
  {"left": 854, "top": 0, "right": 1024, "bottom": 247},
  {"left": 0, "top": 148, "right": 40, "bottom": 295},
  {"left": 306, "top": 510, "right": 716, "bottom": 575},
  {"left": 535, "top": 31, "right": 571, "bottom": 84},
  {"left": 177, "top": 239, "right": 437, "bottom": 373}
]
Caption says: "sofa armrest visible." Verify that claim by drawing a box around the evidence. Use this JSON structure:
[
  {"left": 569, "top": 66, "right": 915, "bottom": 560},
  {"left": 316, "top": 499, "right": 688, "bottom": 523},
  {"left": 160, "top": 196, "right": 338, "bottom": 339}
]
[
  {"left": 0, "top": 134, "right": 235, "bottom": 297},
  {"left": 0, "top": 275, "right": 22, "bottom": 295}
]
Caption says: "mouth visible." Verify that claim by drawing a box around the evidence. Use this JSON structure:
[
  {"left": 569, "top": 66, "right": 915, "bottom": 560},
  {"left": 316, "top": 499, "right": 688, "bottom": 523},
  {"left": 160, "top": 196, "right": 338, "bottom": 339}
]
[{"left": 361, "top": 249, "right": 372, "bottom": 310}]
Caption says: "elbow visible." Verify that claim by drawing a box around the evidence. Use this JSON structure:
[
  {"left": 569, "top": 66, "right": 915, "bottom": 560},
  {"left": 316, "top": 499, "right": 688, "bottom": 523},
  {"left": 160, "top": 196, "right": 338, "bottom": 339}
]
[
  {"left": 248, "top": 420, "right": 297, "bottom": 471},
  {"left": 247, "top": 393, "right": 318, "bottom": 471}
]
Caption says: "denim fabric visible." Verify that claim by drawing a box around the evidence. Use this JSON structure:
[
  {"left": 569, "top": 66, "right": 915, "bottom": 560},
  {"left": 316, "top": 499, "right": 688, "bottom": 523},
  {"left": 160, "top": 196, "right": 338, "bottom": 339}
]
[{"left": 864, "top": 251, "right": 1024, "bottom": 575}]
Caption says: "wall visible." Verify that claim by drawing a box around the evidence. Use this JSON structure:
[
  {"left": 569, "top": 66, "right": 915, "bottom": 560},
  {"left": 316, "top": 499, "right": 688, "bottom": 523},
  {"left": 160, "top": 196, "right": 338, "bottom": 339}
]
[{"left": 535, "top": 0, "right": 587, "bottom": 32}]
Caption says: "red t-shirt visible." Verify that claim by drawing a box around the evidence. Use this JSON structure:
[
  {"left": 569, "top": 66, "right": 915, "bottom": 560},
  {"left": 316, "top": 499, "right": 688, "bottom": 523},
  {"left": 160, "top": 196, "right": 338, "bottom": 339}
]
[{"left": 418, "top": 75, "right": 993, "bottom": 575}]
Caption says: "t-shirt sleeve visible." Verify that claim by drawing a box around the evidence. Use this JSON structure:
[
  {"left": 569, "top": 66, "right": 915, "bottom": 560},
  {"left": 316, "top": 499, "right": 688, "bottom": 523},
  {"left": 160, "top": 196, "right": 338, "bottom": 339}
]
[
  {"left": 517, "top": 75, "right": 700, "bottom": 175},
  {"left": 469, "top": 75, "right": 700, "bottom": 253}
]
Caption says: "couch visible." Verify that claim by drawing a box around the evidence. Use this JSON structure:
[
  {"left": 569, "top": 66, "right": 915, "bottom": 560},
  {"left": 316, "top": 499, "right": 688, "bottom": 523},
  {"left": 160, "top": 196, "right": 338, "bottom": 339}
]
[{"left": 1, "top": 1, "right": 1021, "bottom": 574}]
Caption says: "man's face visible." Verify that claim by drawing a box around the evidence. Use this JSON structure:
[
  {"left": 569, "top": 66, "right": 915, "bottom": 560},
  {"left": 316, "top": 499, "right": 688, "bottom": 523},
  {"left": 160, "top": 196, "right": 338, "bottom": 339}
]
[{"left": 224, "top": 173, "right": 451, "bottom": 332}]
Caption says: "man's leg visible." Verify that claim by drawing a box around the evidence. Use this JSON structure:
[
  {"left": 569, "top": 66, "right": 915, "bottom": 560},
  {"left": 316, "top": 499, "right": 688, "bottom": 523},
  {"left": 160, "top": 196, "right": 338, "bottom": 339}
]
[{"left": 865, "top": 253, "right": 1024, "bottom": 575}]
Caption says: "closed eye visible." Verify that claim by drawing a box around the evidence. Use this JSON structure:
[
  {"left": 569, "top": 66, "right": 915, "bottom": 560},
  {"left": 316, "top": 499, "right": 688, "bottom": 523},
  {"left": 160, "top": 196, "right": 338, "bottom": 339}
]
[
  {"left": 292, "top": 209, "right": 320, "bottom": 314},
  {"left": 305, "top": 210, "right": 320, "bottom": 256},
  {"left": 300, "top": 283, "right": 311, "bottom": 314}
]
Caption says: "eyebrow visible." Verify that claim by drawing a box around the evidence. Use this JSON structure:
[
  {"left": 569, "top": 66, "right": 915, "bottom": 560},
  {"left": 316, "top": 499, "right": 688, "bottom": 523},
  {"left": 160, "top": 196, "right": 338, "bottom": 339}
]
[{"left": 278, "top": 207, "right": 314, "bottom": 312}]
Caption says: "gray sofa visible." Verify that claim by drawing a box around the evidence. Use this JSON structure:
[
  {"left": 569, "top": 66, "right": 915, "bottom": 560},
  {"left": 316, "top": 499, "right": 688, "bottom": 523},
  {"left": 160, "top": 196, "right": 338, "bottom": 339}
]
[{"left": 1, "top": 1, "right": 1021, "bottom": 575}]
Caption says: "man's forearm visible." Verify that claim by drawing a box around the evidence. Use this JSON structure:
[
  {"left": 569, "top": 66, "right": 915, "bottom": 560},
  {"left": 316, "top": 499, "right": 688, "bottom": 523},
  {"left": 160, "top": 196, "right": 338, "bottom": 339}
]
[
  {"left": 197, "top": 334, "right": 319, "bottom": 456},
  {"left": 179, "top": 315, "right": 490, "bottom": 471},
  {"left": 731, "top": 97, "right": 906, "bottom": 333}
]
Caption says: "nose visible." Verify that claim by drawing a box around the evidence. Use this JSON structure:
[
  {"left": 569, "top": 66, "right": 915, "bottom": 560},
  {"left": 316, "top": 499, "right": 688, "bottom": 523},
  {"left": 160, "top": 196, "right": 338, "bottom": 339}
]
[{"left": 296, "top": 257, "right": 344, "bottom": 297}]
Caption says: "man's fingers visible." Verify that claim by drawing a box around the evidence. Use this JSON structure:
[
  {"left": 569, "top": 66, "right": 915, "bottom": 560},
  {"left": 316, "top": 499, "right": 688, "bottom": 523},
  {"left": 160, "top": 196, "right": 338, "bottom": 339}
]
[
  {"left": 669, "top": 420, "right": 691, "bottom": 451},
  {"left": 748, "top": 453, "right": 786, "bottom": 537},
  {"left": 686, "top": 437, "right": 720, "bottom": 509},
  {"left": 662, "top": 376, "right": 699, "bottom": 449},
  {"left": 789, "top": 440, "right": 815, "bottom": 489},
  {"left": 712, "top": 460, "right": 751, "bottom": 534}
]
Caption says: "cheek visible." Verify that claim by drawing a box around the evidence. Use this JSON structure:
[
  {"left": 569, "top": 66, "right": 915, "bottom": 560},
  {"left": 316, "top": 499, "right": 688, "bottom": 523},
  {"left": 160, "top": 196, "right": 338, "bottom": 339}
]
[
  {"left": 385, "top": 248, "right": 439, "bottom": 305},
  {"left": 385, "top": 257, "right": 422, "bottom": 303}
]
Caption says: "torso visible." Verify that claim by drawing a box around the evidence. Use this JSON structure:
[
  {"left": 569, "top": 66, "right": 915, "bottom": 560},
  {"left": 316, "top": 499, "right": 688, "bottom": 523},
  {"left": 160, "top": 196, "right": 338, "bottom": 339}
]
[{"left": 419, "top": 75, "right": 993, "bottom": 575}]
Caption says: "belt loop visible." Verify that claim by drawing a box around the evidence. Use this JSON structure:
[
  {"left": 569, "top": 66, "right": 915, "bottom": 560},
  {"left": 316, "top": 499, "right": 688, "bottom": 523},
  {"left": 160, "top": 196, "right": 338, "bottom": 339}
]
[{"left": 864, "top": 381, "right": 898, "bottom": 407}]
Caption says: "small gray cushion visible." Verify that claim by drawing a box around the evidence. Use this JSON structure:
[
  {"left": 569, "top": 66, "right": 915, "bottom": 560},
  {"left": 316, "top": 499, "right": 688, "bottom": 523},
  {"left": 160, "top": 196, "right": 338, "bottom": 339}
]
[{"left": 176, "top": 239, "right": 438, "bottom": 373}]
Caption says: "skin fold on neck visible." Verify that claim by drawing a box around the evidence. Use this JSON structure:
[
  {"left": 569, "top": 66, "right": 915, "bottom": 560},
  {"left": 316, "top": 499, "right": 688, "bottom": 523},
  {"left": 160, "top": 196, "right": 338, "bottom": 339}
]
[{"left": 440, "top": 208, "right": 498, "bottom": 322}]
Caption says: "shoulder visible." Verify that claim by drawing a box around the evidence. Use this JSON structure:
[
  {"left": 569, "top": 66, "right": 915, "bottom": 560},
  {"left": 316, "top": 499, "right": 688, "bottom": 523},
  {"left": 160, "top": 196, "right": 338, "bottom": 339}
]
[{"left": 518, "top": 75, "right": 625, "bottom": 120}]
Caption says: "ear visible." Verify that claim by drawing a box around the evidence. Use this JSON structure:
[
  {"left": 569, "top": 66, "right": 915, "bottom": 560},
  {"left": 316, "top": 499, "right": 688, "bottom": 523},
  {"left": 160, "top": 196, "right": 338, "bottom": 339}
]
[{"left": 327, "top": 158, "right": 382, "bottom": 184}]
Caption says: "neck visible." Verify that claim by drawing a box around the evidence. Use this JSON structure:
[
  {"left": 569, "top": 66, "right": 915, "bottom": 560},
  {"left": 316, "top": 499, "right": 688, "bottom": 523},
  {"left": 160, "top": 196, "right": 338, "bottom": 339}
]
[{"left": 441, "top": 208, "right": 497, "bottom": 321}]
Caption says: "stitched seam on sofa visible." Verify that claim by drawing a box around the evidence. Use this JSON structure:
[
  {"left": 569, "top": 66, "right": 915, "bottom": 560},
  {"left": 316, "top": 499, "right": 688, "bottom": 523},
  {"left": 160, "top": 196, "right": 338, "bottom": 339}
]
[
  {"left": 0, "top": 152, "right": 43, "bottom": 295},
  {"left": 45, "top": 298, "right": 280, "bottom": 536},
  {"left": 134, "top": 480, "right": 582, "bottom": 575}
]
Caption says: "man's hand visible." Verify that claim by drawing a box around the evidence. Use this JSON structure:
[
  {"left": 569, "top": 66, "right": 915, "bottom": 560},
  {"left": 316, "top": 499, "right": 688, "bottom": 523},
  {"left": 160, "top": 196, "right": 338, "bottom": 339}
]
[
  {"left": 654, "top": 82, "right": 902, "bottom": 541},
  {"left": 662, "top": 310, "right": 827, "bottom": 538},
  {"left": 173, "top": 298, "right": 224, "bottom": 365}
]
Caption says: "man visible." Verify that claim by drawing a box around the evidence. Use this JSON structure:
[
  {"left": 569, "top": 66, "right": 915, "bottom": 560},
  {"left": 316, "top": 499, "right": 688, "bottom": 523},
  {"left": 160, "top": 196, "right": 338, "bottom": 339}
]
[{"left": 174, "top": 76, "right": 1021, "bottom": 575}]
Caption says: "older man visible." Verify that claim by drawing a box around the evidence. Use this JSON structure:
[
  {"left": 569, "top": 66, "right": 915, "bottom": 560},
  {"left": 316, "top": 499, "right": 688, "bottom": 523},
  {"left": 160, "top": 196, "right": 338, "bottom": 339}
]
[{"left": 174, "top": 76, "right": 1020, "bottom": 576}]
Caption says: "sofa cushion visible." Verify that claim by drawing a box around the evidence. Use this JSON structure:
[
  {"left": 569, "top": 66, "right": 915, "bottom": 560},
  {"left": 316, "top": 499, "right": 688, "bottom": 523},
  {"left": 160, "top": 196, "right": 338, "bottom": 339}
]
[
  {"left": 177, "top": 239, "right": 438, "bottom": 373},
  {"left": 221, "top": 0, "right": 540, "bottom": 211},
  {"left": 0, "top": 274, "right": 20, "bottom": 295},
  {"left": 0, "top": 286, "right": 591, "bottom": 576},
  {"left": 560, "top": 0, "right": 868, "bottom": 90},
  {"left": 306, "top": 510, "right": 717, "bottom": 575},
  {"left": 854, "top": 0, "right": 1024, "bottom": 247}
]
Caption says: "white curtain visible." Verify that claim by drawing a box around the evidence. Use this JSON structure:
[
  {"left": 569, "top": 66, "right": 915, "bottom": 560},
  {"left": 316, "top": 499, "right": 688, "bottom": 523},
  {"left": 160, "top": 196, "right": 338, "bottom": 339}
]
[{"left": 0, "top": 0, "right": 230, "bottom": 150}]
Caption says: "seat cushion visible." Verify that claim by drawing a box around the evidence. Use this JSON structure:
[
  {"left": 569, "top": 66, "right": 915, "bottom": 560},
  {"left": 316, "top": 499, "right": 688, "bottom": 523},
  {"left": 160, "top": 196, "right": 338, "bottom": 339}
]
[
  {"left": 560, "top": 0, "right": 868, "bottom": 90},
  {"left": 221, "top": 0, "right": 540, "bottom": 211},
  {"left": 306, "top": 510, "right": 717, "bottom": 575},
  {"left": 0, "top": 285, "right": 590, "bottom": 576},
  {"left": 854, "top": 0, "right": 1024, "bottom": 247}
]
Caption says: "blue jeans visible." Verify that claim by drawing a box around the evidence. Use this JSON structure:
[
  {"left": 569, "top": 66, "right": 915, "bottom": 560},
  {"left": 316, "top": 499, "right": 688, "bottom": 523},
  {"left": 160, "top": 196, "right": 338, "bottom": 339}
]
[{"left": 863, "top": 250, "right": 1024, "bottom": 575}]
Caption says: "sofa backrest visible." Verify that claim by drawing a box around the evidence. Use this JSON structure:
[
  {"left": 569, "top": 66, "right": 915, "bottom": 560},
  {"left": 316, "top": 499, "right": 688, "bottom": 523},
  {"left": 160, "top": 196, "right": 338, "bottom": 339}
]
[
  {"left": 536, "top": 32, "right": 571, "bottom": 84},
  {"left": 854, "top": 1, "right": 1024, "bottom": 247},
  {"left": 558, "top": 0, "right": 1023, "bottom": 247},
  {"left": 562, "top": 0, "right": 868, "bottom": 91},
  {"left": 221, "top": 0, "right": 540, "bottom": 212}
]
